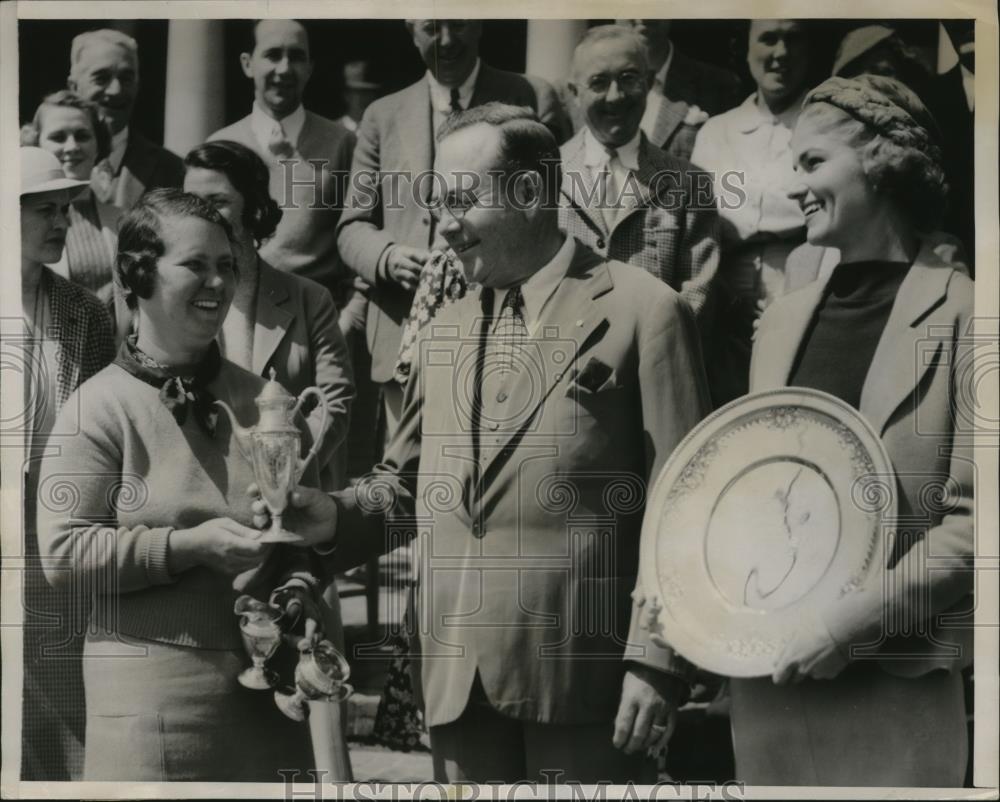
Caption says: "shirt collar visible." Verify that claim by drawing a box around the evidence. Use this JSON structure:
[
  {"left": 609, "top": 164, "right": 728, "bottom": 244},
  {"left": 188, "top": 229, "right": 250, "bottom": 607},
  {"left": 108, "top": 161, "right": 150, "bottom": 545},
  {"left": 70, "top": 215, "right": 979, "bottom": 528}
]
[
  {"left": 735, "top": 90, "right": 806, "bottom": 134},
  {"left": 251, "top": 102, "right": 307, "bottom": 149},
  {"left": 108, "top": 125, "right": 129, "bottom": 172},
  {"left": 513, "top": 233, "right": 575, "bottom": 330},
  {"left": 427, "top": 58, "right": 481, "bottom": 114},
  {"left": 583, "top": 126, "right": 641, "bottom": 171}
]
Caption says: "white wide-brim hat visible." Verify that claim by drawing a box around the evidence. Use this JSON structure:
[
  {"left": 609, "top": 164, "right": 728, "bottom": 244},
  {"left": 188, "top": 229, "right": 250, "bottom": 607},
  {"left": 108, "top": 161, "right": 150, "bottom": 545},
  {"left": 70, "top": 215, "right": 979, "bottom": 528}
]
[{"left": 20, "top": 146, "right": 90, "bottom": 197}]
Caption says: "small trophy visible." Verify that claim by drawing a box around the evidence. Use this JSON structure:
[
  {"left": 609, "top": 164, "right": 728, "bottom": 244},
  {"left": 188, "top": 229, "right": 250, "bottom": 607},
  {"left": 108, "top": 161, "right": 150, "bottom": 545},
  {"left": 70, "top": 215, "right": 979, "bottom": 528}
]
[
  {"left": 275, "top": 638, "right": 353, "bottom": 722},
  {"left": 234, "top": 595, "right": 284, "bottom": 689},
  {"left": 216, "top": 370, "right": 329, "bottom": 543}
]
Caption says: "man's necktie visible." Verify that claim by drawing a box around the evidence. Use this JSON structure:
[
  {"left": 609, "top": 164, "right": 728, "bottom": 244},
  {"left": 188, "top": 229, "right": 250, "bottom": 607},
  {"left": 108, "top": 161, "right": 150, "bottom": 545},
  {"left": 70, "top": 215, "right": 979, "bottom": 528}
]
[
  {"left": 268, "top": 121, "right": 294, "bottom": 159},
  {"left": 450, "top": 88, "right": 463, "bottom": 114},
  {"left": 494, "top": 286, "right": 526, "bottom": 376},
  {"left": 599, "top": 147, "right": 619, "bottom": 232}
]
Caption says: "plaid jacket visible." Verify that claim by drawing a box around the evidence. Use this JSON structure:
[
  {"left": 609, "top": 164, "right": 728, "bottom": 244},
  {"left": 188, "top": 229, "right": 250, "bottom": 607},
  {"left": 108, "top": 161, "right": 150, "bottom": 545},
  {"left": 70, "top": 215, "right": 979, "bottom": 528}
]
[
  {"left": 558, "top": 130, "right": 721, "bottom": 332},
  {"left": 44, "top": 267, "right": 116, "bottom": 409}
]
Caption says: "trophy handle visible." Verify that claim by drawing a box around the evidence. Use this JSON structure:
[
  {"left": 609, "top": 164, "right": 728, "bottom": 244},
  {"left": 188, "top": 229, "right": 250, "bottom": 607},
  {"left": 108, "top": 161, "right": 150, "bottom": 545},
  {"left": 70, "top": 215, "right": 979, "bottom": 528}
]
[{"left": 293, "top": 386, "right": 330, "bottom": 482}]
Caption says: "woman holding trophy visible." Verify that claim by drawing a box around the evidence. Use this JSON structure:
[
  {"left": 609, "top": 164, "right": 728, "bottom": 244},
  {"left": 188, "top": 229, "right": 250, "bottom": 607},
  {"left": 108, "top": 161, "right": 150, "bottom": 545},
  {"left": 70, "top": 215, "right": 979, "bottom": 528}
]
[
  {"left": 182, "top": 139, "right": 355, "bottom": 494},
  {"left": 36, "top": 190, "right": 340, "bottom": 781},
  {"left": 740, "top": 75, "right": 974, "bottom": 785}
]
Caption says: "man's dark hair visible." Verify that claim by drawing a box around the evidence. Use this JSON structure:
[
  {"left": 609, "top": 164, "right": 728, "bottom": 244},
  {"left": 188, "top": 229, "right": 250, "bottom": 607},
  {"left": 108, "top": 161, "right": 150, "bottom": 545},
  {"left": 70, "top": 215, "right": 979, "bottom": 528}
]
[
  {"left": 246, "top": 19, "right": 311, "bottom": 54},
  {"left": 117, "top": 189, "right": 237, "bottom": 310},
  {"left": 185, "top": 139, "right": 282, "bottom": 246},
  {"left": 437, "top": 102, "right": 562, "bottom": 207}
]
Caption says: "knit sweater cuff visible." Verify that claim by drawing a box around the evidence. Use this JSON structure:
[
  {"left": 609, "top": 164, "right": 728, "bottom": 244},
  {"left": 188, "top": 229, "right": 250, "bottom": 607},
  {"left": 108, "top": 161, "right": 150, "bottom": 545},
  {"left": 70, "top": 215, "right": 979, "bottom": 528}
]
[{"left": 142, "top": 526, "right": 176, "bottom": 586}]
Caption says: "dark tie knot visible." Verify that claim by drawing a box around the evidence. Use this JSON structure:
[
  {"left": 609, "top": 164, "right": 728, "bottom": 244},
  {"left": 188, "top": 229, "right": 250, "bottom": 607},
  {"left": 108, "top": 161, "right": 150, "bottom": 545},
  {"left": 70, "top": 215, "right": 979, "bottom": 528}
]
[
  {"left": 501, "top": 285, "right": 524, "bottom": 316},
  {"left": 450, "top": 88, "right": 462, "bottom": 113}
]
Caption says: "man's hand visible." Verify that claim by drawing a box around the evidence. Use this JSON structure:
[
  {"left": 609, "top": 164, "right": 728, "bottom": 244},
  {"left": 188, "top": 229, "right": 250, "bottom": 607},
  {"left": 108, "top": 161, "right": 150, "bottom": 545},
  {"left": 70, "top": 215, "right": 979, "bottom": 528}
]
[
  {"left": 248, "top": 484, "right": 338, "bottom": 550},
  {"left": 613, "top": 664, "right": 683, "bottom": 755},
  {"left": 384, "top": 245, "right": 429, "bottom": 291},
  {"left": 270, "top": 582, "right": 322, "bottom": 649}
]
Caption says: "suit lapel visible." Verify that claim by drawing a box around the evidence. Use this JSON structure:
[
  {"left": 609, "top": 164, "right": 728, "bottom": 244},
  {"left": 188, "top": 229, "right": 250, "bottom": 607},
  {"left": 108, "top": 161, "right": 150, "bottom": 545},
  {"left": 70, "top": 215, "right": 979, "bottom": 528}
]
[
  {"left": 478, "top": 243, "right": 611, "bottom": 482},
  {"left": 859, "top": 256, "right": 953, "bottom": 435},
  {"left": 46, "top": 271, "right": 81, "bottom": 401},
  {"left": 252, "top": 260, "right": 294, "bottom": 375},
  {"left": 650, "top": 96, "right": 688, "bottom": 150},
  {"left": 613, "top": 137, "right": 657, "bottom": 228},
  {"left": 560, "top": 132, "right": 609, "bottom": 236},
  {"left": 753, "top": 281, "right": 826, "bottom": 391}
]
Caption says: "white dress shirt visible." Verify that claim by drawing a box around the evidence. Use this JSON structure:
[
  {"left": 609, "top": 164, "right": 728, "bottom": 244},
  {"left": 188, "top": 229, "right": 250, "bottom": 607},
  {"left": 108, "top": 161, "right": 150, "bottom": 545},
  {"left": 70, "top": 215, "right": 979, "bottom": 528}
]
[
  {"left": 583, "top": 127, "right": 641, "bottom": 225},
  {"left": 108, "top": 126, "right": 130, "bottom": 173},
  {"left": 427, "top": 59, "right": 482, "bottom": 134},
  {"left": 495, "top": 232, "right": 574, "bottom": 336},
  {"left": 250, "top": 102, "right": 307, "bottom": 154}
]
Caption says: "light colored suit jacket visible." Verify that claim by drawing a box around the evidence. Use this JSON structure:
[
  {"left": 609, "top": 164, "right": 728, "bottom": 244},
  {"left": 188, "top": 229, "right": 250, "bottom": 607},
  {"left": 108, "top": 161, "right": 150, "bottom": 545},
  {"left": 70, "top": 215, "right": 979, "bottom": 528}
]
[
  {"left": 336, "top": 64, "right": 568, "bottom": 383},
  {"left": 558, "top": 129, "right": 721, "bottom": 329},
  {"left": 209, "top": 111, "right": 355, "bottom": 297},
  {"left": 644, "top": 50, "right": 742, "bottom": 163},
  {"left": 331, "top": 239, "right": 712, "bottom": 726},
  {"left": 751, "top": 240, "right": 975, "bottom": 676},
  {"left": 246, "top": 259, "right": 354, "bottom": 491}
]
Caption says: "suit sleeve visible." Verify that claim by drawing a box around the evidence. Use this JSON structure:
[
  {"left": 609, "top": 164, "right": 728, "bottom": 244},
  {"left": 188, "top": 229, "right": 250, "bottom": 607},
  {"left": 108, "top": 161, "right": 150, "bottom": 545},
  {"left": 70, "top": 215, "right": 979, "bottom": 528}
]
[
  {"left": 336, "top": 106, "right": 394, "bottom": 286},
  {"left": 322, "top": 335, "right": 425, "bottom": 571},
  {"left": 304, "top": 285, "right": 355, "bottom": 478},
  {"left": 627, "top": 288, "right": 712, "bottom": 679},
  {"left": 675, "top": 166, "right": 722, "bottom": 334}
]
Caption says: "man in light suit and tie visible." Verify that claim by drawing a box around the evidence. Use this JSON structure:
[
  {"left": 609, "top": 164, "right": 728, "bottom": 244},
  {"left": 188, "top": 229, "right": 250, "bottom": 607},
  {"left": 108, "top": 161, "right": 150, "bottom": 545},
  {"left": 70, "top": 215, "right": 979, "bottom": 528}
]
[
  {"left": 209, "top": 20, "right": 356, "bottom": 312},
  {"left": 68, "top": 29, "right": 185, "bottom": 210},
  {"left": 337, "top": 19, "right": 569, "bottom": 443},
  {"left": 618, "top": 19, "right": 742, "bottom": 163},
  {"left": 560, "top": 25, "right": 721, "bottom": 333},
  {"left": 278, "top": 103, "right": 711, "bottom": 782}
]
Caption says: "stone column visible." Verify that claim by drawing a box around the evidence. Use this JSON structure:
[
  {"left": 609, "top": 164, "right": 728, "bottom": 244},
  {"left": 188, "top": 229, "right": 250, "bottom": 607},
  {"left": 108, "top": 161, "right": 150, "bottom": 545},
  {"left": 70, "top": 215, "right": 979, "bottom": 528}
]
[
  {"left": 525, "top": 20, "right": 588, "bottom": 86},
  {"left": 163, "top": 20, "right": 226, "bottom": 158}
]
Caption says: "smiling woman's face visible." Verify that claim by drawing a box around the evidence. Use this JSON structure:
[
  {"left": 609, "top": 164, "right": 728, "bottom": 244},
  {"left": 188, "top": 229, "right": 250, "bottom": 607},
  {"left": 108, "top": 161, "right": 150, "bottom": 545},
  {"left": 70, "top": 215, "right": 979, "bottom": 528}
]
[
  {"left": 788, "top": 110, "right": 883, "bottom": 253},
  {"left": 38, "top": 105, "right": 99, "bottom": 181},
  {"left": 137, "top": 215, "right": 236, "bottom": 360}
]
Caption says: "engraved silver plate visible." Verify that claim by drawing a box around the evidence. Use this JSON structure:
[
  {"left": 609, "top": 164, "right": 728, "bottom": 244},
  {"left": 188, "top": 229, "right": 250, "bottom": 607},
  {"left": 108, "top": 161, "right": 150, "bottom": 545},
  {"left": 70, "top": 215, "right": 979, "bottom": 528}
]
[{"left": 638, "top": 388, "right": 895, "bottom": 677}]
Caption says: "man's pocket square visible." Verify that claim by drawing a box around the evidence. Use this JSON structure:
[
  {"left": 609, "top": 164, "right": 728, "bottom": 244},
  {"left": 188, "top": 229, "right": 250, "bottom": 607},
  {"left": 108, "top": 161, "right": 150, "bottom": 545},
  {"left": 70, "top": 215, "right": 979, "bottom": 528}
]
[{"left": 566, "top": 357, "right": 618, "bottom": 395}]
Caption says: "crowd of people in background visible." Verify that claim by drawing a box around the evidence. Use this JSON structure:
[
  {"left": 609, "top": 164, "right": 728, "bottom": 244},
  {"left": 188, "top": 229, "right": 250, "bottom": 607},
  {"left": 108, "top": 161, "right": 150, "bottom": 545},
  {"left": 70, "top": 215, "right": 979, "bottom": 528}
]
[{"left": 17, "top": 16, "right": 976, "bottom": 788}]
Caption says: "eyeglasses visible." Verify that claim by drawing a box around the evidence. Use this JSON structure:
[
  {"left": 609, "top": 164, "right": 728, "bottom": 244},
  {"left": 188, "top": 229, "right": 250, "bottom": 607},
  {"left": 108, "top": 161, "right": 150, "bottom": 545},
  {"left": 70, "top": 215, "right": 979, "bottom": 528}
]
[
  {"left": 584, "top": 70, "right": 645, "bottom": 95},
  {"left": 428, "top": 187, "right": 493, "bottom": 223}
]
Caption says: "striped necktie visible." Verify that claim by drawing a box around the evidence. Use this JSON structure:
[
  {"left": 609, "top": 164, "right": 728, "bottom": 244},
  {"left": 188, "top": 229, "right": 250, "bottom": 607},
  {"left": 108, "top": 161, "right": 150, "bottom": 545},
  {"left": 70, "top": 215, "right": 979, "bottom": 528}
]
[{"left": 494, "top": 286, "right": 526, "bottom": 376}]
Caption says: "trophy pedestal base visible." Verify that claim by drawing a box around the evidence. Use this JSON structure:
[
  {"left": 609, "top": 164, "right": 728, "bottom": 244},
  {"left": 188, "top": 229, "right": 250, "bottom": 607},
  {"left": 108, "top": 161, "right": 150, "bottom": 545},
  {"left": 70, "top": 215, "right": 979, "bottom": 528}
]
[{"left": 257, "top": 527, "right": 305, "bottom": 545}]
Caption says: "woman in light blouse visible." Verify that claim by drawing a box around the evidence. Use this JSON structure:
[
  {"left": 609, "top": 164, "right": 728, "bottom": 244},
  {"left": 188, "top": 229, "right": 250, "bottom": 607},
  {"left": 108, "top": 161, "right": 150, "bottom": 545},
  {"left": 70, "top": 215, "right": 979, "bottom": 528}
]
[{"left": 691, "top": 20, "right": 822, "bottom": 405}]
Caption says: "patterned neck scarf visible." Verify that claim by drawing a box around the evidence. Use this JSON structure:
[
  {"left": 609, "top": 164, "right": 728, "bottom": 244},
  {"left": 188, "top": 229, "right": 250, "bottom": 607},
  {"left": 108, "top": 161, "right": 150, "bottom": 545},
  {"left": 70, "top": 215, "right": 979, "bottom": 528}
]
[{"left": 114, "top": 335, "right": 222, "bottom": 436}]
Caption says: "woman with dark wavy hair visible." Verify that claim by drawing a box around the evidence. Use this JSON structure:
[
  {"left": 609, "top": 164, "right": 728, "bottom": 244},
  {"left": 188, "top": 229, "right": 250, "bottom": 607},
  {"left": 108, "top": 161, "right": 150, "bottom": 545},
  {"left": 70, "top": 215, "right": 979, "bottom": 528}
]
[
  {"left": 37, "top": 190, "right": 336, "bottom": 780},
  {"left": 741, "top": 74, "right": 973, "bottom": 786},
  {"left": 184, "top": 139, "right": 354, "bottom": 493}
]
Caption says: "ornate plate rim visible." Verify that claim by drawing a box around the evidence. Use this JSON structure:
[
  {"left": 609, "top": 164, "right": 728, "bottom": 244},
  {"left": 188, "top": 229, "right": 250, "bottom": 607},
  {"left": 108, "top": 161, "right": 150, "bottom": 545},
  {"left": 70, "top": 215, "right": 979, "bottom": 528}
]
[{"left": 638, "top": 388, "right": 897, "bottom": 678}]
